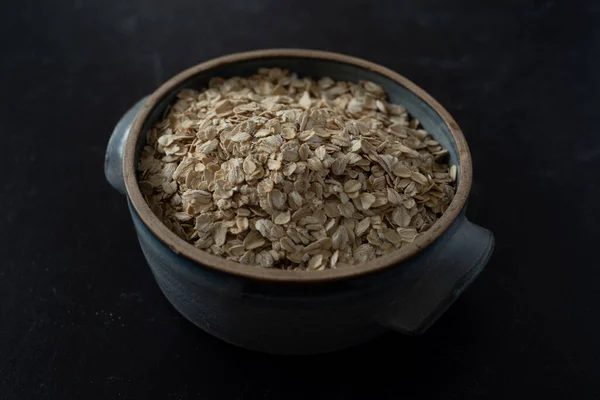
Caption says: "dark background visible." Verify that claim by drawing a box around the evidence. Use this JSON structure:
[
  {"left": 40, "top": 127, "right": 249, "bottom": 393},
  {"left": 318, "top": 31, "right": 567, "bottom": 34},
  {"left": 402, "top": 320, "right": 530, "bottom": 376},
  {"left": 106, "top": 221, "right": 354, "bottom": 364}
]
[{"left": 2, "top": 0, "right": 599, "bottom": 398}]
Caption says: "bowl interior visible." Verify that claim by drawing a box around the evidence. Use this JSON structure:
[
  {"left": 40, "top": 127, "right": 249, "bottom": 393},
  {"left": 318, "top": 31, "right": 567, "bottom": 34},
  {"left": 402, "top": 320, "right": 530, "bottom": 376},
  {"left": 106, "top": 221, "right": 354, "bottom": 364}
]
[{"left": 135, "top": 57, "right": 460, "bottom": 181}]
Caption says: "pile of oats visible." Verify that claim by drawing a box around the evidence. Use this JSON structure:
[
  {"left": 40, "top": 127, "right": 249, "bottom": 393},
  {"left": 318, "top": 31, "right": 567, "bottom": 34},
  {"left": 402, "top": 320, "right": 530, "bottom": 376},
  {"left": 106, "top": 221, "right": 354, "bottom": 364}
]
[{"left": 138, "top": 68, "right": 457, "bottom": 270}]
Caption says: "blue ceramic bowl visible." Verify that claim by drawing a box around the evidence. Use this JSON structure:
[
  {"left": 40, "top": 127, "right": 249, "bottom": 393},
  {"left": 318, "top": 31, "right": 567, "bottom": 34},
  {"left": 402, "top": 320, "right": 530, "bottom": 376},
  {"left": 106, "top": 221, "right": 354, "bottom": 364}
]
[{"left": 105, "top": 49, "right": 494, "bottom": 354}]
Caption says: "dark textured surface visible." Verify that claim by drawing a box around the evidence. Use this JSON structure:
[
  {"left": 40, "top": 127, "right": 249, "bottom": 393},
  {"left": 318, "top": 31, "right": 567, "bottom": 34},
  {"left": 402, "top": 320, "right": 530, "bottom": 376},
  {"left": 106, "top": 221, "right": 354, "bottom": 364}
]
[{"left": 1, "top": 0, "right": 599, "bottom": 398}]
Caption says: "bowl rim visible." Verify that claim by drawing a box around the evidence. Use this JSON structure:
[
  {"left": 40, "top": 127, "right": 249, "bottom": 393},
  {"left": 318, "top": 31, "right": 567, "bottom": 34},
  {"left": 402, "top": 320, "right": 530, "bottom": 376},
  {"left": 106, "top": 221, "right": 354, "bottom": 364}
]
[{"left": 123, "top": 48, "right": 472, "bottom": 283}]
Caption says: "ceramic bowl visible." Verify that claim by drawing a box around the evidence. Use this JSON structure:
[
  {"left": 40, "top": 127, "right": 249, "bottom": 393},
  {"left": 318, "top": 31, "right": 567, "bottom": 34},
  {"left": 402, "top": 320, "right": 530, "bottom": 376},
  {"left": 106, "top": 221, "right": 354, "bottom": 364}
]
[{"left": 105, "top": 49, "right": 494, "bottom": 354}]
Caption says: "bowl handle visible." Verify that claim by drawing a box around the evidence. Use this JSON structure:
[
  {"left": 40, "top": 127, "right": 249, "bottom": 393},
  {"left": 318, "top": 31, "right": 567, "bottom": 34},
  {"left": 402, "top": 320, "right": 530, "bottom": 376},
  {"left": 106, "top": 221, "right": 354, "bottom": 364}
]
[
  {"left": 104, "top": 96, "right": 149, "bottom": 194},
  {"left": 379, "top": 217, "right": 494, "bottom": 335}
]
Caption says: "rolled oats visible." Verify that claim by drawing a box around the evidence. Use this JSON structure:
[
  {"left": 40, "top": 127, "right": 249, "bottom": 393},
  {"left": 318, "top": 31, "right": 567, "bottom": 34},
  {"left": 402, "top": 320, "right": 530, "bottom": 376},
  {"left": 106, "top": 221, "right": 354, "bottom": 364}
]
[{"left": 138, "top": 69, "right": 457, "bottom": 270}]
